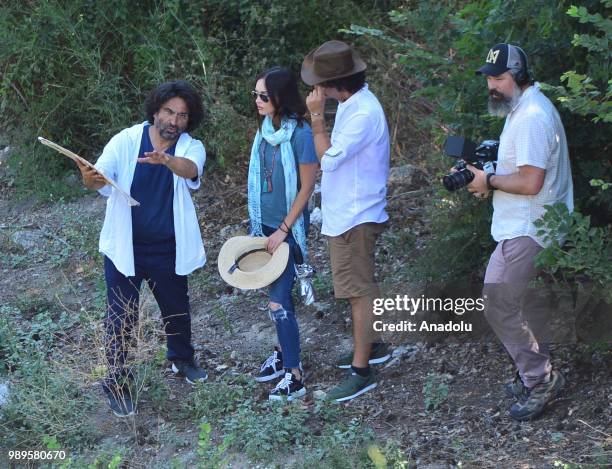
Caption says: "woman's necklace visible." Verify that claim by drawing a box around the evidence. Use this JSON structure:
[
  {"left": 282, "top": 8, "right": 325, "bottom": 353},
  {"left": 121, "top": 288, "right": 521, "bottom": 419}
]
[{"left": 260, "top": 140, "right": 279, "bottom": 193}]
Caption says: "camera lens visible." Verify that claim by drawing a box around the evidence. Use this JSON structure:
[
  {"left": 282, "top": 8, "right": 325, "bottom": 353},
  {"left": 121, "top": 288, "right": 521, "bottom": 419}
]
[{"left": 442, "top": 168, "right": 475, "bottom": 191}]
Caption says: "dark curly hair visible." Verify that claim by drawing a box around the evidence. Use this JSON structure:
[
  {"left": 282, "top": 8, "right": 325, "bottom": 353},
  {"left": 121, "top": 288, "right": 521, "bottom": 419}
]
[
  {"left": 256, "top": 67, "right": 307, "bottom": 127},
  {"left": 320, "top": 71, "right": 366, "bottom": 94},
  {"left": 144, "top": 80, "right": 204, "bottom": 133}
]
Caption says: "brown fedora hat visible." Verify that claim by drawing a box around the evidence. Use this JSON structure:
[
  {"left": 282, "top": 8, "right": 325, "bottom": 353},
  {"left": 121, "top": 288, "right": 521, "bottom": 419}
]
[{"left": 301, "top": 40, "right": 367, "bottom": 86}]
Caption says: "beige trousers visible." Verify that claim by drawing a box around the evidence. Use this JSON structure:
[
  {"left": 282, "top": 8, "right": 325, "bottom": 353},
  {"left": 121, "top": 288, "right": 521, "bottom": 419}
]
[{"left": 483, "top": 236, "right": 552, "bottom": 388}]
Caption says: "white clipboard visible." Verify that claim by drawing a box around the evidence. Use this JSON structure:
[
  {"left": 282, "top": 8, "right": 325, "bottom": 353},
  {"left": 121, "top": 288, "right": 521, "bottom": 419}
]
[{"left": 38, "top": 137, "right": 140, "bottom": 207}]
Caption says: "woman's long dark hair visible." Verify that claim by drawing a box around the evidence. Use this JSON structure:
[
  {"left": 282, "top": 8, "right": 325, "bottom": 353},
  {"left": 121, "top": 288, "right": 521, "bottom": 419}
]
[{"left": 256, "top": 67, "right": 307, "bottom": 127}]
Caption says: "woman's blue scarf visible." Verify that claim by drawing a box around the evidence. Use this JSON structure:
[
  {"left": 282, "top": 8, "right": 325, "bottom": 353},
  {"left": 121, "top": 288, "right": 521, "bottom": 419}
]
[{"left": 248, "top": 116, "right": 308, "bottom": 262}]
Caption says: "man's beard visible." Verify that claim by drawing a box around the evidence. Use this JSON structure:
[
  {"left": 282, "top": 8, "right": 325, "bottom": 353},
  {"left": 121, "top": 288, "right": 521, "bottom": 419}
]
[
  {"left": 487, "top": 84, "right": 522, "bottom": 117},
  {"left": 157, "top": 122, "right": 183, "bottom": 140}
]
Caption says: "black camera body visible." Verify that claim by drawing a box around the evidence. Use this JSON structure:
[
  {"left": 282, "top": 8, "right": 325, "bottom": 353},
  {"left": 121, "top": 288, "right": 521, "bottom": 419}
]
[{"left": 442, "top": 136, "right": 499, "bottom": 192}]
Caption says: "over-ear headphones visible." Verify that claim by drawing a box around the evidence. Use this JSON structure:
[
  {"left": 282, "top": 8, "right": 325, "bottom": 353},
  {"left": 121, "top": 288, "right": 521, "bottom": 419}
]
[{"left": 513, "top": 45, "right": 531, "bottom": 86}]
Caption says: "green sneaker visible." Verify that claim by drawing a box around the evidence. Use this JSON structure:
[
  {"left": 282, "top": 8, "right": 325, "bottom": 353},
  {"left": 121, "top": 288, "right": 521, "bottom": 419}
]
[
  {"left": 327, "top": 370, "right": 377, "bottom": 402},
  {"left": 337, "top": 343, "right": 391, "bottom": 369}
]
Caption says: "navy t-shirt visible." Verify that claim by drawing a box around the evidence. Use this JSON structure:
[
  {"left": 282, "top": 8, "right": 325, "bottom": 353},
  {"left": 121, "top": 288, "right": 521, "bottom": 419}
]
[
  {"left": 260, "top": 123, "right": 318, "bottom": 228},
  {"left": 131, "top": 125, "right": 176, "bottom": 244}
]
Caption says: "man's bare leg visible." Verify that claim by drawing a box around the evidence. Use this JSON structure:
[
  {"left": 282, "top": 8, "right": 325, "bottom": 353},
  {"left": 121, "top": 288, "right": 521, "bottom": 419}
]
[{"left": 350, "top": 294, "right": 379, "bottom": 368}]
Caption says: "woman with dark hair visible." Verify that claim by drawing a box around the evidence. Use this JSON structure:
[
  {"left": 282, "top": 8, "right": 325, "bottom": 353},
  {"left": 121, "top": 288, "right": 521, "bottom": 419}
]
[{"left": 247, "top": 66, "right": 318, "bottom": 401}]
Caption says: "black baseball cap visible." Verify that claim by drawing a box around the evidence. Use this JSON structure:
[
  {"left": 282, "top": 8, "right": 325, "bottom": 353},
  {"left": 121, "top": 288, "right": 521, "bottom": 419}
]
[{"left": 476, "top": 43, "right": 527, "bottom": 77}]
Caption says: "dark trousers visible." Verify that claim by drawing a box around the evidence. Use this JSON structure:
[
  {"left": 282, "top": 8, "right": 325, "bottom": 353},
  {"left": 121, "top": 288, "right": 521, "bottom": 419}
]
[{"left": 103, "top": 240, "right": 193, "bottom": 390}]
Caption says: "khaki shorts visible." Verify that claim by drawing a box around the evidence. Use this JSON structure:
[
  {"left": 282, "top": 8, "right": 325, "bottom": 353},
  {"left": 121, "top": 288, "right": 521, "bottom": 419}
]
[{"left": 328, "top": 222, "right": 386, "bottom": 299}]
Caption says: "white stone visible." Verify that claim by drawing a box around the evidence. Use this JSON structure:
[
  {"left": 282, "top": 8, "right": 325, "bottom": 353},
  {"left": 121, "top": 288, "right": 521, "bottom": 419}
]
[
  {"left": 309, "top": 207, "right": 322, "bottom": 225},
  {"left": 11, "top": 230, "right": 45, "bottom": 250}
]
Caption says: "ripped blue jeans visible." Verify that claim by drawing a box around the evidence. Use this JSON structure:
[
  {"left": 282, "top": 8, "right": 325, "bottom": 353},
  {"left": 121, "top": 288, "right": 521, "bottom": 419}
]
[{"left": 262, "top": 225, "right": 301, "bottom": 369}]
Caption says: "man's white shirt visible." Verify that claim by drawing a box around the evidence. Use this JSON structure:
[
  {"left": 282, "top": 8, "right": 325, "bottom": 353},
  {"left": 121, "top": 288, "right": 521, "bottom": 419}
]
[
  {"left": 95, "top": 122, "right": 206, "bottom": 277},
  {"left": 320, "top": 84, "right": 390, "bottom": 236},
  {"left": 492, "top": 83, "right": 574, "bottom": 246}
]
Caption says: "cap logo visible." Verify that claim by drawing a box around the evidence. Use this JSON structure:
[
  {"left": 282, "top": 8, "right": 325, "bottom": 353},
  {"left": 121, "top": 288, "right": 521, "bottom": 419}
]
[{"left": 486, "top": 49, "right": 500, "bottom": 64}]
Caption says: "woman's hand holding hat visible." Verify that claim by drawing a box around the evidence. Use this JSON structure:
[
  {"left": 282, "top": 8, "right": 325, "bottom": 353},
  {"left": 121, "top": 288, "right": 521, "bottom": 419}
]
[{"left": 267, "top": 228, "right": 288, "bottom": 253}]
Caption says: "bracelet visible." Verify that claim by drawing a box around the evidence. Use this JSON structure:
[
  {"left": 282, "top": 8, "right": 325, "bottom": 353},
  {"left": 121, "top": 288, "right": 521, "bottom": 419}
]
[
  {"left": 282, "top": 221, "right": 291, "bottom": 231},
  {"left": 486, "top": 172, "right": 496, "bottom": 191},
  {"left": 310, "top": 112, "right": 322, "bottom": 117},
  {"left": 279, "top": 226, "right": 288, "bottom": 234}
]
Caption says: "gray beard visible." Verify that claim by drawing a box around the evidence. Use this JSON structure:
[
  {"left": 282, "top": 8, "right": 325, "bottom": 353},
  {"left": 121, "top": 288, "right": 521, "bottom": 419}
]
[
  {"left": 487, "top": 89, "right": 521, "bottom": 117},
  {"left": 157, "top": 122, "right": 181, "bottom": 141}
]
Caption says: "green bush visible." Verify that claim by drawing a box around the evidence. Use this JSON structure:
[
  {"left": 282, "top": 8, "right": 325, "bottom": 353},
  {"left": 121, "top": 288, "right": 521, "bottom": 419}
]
[
  {"left": 349, "top": 0, "right": 611, "bottom": 284},
  {"left": 0, "top": 0, "right": 393, "bottom": 201},
  {"left": 293, "top": 404, "right": 378, "bottom": 468},
  {"left": 196, "top": 421, "right": 232, "bottom": 469},
  {"left": 422, "top": 373, "right": 450, "bottom": 411},
  {"left": 0, "top": 306, "right": 99, "bottom": 449},
  {"left": 540, "top": 0, "right": 612, "bottom": 221},
  {"left": 223, "top": 400, "right": 310, "bottom": 462},
  {"left": 179, "top": 374, "right": 254, "bottom": 422},
  {"left": 534, "top": 200, "right": 612, "bottom": 304},
  {"left": 216, "top": 398, "right": 376, "bottom": 464}
]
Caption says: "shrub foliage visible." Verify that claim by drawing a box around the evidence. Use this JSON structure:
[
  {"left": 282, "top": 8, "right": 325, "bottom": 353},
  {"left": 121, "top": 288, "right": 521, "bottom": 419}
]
[
  {"left": 347, "top": 0, "right": 611, "bottom": 290},
  {"left": 0, "top": 0, "right": 392, "bottom": 198}
]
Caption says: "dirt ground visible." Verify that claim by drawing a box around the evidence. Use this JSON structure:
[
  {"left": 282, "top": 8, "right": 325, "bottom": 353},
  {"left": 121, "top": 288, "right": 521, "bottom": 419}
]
[{"left": 0, "top": 158, "right": 610, "bottom": 468}]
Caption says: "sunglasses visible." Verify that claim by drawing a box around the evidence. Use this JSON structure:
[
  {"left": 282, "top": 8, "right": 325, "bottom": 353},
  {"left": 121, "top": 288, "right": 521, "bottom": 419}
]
[{"left": 251, "top": 90, "right": 270, "bottom": 103}]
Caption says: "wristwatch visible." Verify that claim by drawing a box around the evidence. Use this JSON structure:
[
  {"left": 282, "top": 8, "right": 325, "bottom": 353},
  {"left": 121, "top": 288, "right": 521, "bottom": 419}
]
[{"left": 486, "top": 172, "right": 496, "bottom": 191}]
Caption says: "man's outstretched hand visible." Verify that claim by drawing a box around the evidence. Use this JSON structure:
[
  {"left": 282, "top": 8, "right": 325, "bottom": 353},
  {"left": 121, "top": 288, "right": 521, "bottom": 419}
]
[{"left": 138, "top": 150, "right": 171, "bottom": 165}]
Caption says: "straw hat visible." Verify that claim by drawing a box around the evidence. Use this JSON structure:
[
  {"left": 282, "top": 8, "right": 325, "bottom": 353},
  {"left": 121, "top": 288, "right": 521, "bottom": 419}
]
[
  {"left": 217, "top": 236, "right": 289, "bottom": 290},
  {"left": 301, "top": 40, "right": 367, "bottom": 86}
]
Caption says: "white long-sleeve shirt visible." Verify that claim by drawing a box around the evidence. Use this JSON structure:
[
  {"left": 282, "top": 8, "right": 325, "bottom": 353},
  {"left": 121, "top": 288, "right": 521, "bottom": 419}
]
[
  {"left": 320, "top": 84, "right": 390, "bottom": 236},
  {"left": 94, "top": 122, "right": 206, "bottom": 276}
]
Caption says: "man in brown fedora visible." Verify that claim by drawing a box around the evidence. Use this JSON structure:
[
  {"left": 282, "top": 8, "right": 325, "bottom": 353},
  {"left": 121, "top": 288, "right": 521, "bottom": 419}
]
[{"left": 302, "top": 40, "right": 390, "bottom": 402}]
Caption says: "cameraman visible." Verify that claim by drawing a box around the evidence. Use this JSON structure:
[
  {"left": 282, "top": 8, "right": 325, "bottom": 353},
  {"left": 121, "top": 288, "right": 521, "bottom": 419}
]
[{"left": 466, "top": 44, "right": 573, "bottom": 421}]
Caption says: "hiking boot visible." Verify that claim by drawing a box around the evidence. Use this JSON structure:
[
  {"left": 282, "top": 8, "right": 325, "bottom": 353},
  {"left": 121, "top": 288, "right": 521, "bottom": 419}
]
[
  {"left": 509, "top": 370, "right": 566, "bottom": 421},
  {"left": 268, "top": 372, "right": 307, "bottom": 401},
  {"left": 505, "top": 371, "right": 528, "bottom": 400},
  {"left": 171, "top": 358, "right": 208, "bottom": 385},
  {"left": 327, "top": 369, "right": 377, "bottom": 402},
  {"left": 256, "top": 347, "right": 285, "bottom": 383},
  {"left": 337, "top": 343, "right": 391, "bottom": 369},
  {"left": 103, "top": 385, "right": 136, "bottom": 418}
]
